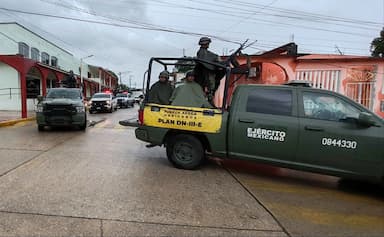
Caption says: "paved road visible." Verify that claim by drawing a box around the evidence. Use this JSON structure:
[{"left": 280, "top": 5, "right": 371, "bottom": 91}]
[{"left": 0, "top": 106, "right": 382, "bottom": 237}]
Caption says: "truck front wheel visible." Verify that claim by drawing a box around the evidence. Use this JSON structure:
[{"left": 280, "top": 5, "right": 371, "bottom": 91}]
[{"left": 166, "top": 134, "right": 204, "bottom": 170}]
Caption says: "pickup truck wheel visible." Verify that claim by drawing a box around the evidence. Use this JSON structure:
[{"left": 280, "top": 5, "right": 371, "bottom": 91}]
[
  {"left": 38, "top": 125, "right": 44, "bottom": 131},
  {"left": 166, "top": 134, "right": 204, "bottom": 170},
  {"left": 79, "top": 121, "right": 87, "bottom": 130}
]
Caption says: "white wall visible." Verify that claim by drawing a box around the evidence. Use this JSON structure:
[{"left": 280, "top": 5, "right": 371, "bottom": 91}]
[{"left": 0, "top": 62, "right": 21, "bottom": 110}]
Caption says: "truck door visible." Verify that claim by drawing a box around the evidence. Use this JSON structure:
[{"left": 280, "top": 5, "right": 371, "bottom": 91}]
[
  {"left": 296, "top": 90, "right": 384, "bottom": 177},
  {"left": 228, "top": 87, "right": 299, "bottom": 163}
]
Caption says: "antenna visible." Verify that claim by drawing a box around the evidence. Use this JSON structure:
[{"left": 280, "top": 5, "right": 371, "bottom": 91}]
[
  {"left": 290, "top": 34, "right": 295, "bottom": 42},
  {"left": 335, "top": 45, "right": 343, "bottom": 55}
]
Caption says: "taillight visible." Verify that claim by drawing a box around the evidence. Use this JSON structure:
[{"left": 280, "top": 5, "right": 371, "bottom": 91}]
[{"left": 138, "top": 109, "right": 144, "bottom": 125}]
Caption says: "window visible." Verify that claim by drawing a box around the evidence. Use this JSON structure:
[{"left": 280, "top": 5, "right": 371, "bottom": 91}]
[
  {"left": 246, "top": 88, "right": 292, "bottom": 116},
  {"left": 41, "top": 52, "right": 50, "bottom": 64},
  {"left": 51, "top": 56, "right": 58, "bottom": 67},
  {"left": 18, "top": 42, "right": 29, "bottom": 58},
  {"left": 302, "top": 92, "right": 360, "bottom": 121},
  {"left": 295, "top": 70, "right": 341, "bottom": 92},
  {"left": 31, "top": 47, "right": 40, "bottom": 61},
  {"left": 346, "top": 82, "right": 375, "bottom": 110}
]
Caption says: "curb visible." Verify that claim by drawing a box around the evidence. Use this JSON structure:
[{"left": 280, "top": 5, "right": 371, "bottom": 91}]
[{"left": 0, "top": 117, "right": 36, "bottom": 127}]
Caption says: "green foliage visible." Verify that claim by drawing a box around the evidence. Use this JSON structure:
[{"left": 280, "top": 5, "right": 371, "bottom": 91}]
[
  {"left": 116, "top": 83, "right": 129, "bottom": 91},
  {"left": 370, "top": 28, "right": 384, "bottom": 57}
]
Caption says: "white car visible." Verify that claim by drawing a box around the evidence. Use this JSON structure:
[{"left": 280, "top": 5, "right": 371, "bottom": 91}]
[
  {"left": 116, "top": 93, "right": 135, "bottom": 108},
  {"left": 89, "top": 93, "right": 117, "bottom": 113},
  {"left": 131, "top": 91, "right": 143, "bottom": 104}
]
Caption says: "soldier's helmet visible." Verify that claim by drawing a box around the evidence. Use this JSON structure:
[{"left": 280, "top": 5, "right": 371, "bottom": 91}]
[
  {"left": 159, "top": 70, "right": 169, "bottom": 79},
  {"left": 186, "top": 70, "right": 195, "bottom": 77},
  {"left": 198, "top": 37, "right": 211, "bottom": 45}
]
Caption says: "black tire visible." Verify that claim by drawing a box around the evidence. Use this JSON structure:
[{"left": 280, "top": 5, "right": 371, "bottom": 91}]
[
  {"left": 38, "top": 125, "right": 44, "bottom": 131},
  {"left": 166, "top": 134, "right": 204, "bottom": 170},
  {"left": 79, "top": 121, "right": 87, "bottom": 131}
]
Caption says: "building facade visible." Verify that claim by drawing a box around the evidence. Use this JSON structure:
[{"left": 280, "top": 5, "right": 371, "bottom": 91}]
[
  {"left": 222, "top": 43, "right": 384, "bottom": 118},
  {"left": 0, "top": 22, "right": 118, "bottom": 118}
]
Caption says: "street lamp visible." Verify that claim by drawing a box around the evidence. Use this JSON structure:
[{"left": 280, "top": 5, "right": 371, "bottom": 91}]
[{"left": 80, "top": 54, "right": 93, "bottom": 91}]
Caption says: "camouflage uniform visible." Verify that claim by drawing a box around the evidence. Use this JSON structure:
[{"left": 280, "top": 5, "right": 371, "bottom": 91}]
[
  {"left": 62, "top": 70, "right": 77, "bottom": 88},
  {"left": 148, "top": 71, "right": 173, "bottom": 104},
  {"left": 170, "top": 71, "right": 212, "bottom": 108},
  {"left": 195, "top": 37, "right": 224, "bottom": 103}
]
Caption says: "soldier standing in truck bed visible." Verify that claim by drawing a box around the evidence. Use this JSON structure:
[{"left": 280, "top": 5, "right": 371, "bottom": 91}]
[{"left": 195, "top": 37, "right": 225, "bottom": 103}]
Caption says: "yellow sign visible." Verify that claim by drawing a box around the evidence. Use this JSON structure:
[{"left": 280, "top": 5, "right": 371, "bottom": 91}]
[{"left": 143, "top": 104, "right": 222, "bottom": 133}]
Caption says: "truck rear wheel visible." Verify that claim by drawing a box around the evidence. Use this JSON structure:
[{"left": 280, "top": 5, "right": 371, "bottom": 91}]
[{"left": 166, "top": 134, "right": 204, "bottom": 170}]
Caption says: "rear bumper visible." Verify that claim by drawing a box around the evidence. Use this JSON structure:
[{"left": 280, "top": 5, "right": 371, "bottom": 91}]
[
  {"left": 135, "top": 127, "right": 149, "bottom": 142},
  {"left": 119, "top": 118, "right": 139, "bottom": 127},
  {"left": 134, "top": 126, "right": 168, "bottom": 145}
]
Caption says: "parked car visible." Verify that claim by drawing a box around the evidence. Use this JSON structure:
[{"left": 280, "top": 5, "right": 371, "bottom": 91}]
[
  {"left": 36, "top": 88, "right": 87, "bottom": 131},
  {"left": 116, "top": 93, "right": 135, "bottom": 108},
  {"left": 89, "top": 92, "right": 117, "bottom": 113},
  {"left": 131, "top": 91, "right": 143, "bottom": 104}
]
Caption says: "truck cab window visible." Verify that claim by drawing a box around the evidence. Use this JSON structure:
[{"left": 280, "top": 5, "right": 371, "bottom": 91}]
[
  {"left": 246, "top": 88, "right": 292, "bottom": 116},
  {"left": 303, "top": 92, "right": 360, "bottom": 121}
]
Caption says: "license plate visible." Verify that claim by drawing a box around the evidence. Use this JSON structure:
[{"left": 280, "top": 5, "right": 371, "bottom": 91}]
[{"left": 97, "top": 107, "right": 101, "bottom": 109}]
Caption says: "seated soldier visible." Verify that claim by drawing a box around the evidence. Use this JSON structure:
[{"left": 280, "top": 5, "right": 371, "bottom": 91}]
[
  {"left": 170, "top": 71, "right": 213, "bottom": 108},
  {"left": 148, "top": 70, "right": 174, "bottom": 104}
]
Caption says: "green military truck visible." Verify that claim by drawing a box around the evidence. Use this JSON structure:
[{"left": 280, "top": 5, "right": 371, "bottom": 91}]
[
  {"left": 36, "top": 88, "right": 87, "bottom": 131},
  {"left": 133, "top": 50, "right": 384, "bottom": 184}
]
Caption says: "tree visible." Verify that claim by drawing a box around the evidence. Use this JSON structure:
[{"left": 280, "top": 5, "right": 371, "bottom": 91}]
[{"left": 370, "top": 28, "right": 384, "bottom": 57}]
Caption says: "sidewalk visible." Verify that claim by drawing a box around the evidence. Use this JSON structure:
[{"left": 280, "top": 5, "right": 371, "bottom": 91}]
[{"left": 0, "top": 110, "right": 36, "bottom": 127}]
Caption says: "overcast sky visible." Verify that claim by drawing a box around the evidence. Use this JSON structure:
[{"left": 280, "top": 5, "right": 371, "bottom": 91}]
[{"left": 0, "top": 0, "right": 383, "bottom": 87}]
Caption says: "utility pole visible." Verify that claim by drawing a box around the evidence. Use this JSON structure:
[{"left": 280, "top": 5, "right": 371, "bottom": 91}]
[
  {"left": 129, "top": 75, "right": 133, "bottom": 89},
  {"left": 79, "top": 54, "right": 93, "bottom": 96}
]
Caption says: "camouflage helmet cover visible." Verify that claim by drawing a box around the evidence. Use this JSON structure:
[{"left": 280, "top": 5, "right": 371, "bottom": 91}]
[
  {"left": 159, "top": 70, "right": 169, "bottom": 79},
  {"left": 198, "top": 37, "right": 211, "bottom": 45},
  {"left": 186, "top": 70, "right": 195, "bottom": 77}
]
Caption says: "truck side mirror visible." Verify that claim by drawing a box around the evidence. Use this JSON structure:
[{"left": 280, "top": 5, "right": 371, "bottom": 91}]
[{"left": 357, "top": 112, "right": 376, "bottom": 127}]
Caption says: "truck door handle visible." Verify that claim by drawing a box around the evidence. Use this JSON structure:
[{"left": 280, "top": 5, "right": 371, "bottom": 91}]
[
  {"left": 304, "top": 126, "right": 324, "bottom": 132},
  {"left": 238, "top": 118, "right": 254, "bottom": 123}
]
